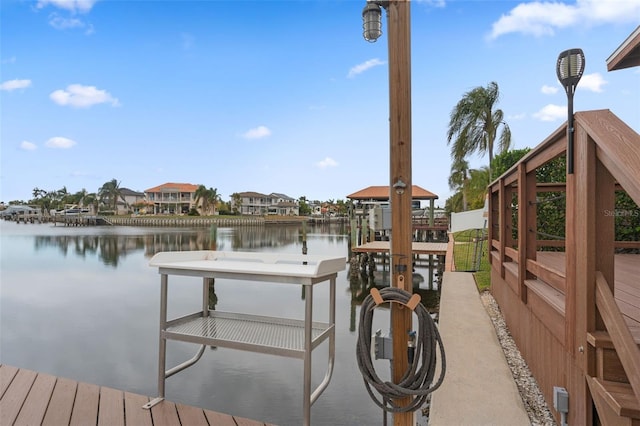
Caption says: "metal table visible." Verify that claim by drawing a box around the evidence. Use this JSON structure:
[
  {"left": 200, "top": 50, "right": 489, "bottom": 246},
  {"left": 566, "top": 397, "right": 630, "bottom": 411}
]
[{"left": 145, "top": 250, "right": 345, "bottom": 426}]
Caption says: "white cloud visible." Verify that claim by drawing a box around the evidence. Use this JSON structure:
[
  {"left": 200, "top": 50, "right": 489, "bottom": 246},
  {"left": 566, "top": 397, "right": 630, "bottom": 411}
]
[
  {"left": 20, "top": 141, "right": 37, "bottom": 151},
  {"left": 50, "top": 84, "right": 119, "bottom": 108},
  {"left": 348, "top": 58, "right": 386, "bottom": 78},
  {"left": 541, "top": 84, "right": 559, "bottom": 95},
  {"left": 316, "top": 157, "right": 338, "bottom": 169},
  {"left": 45, "top": 136, "right": 77, "bottom": 149},
  {"left": 242, "top": 125, "right": 271, "bottom": 140},
  {"left": 37, "top": 0, "right": 97, "bottom": 13},
  {"left": 533, "top": 104, "right": 566, "bottom": 121},
  {"left": 1, "top": 79, "right": 32, "bottom": 91},
  {"left": 578, "top": 73, "right": 607, "bottom": 93},
  {"left": 48, "top": 14, "right": 85, "bottom": 30},
  {"left": 488, "top": 0, "right": 640, "bottom": 39},
  {"left": 2, "top": 56, "right": 17, "bottom": 64}
]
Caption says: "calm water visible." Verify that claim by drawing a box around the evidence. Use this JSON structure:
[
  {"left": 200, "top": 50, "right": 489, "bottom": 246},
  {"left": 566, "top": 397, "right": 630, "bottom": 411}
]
[{"left": 0, "top": 220, "right": 437, "bottom": 425}]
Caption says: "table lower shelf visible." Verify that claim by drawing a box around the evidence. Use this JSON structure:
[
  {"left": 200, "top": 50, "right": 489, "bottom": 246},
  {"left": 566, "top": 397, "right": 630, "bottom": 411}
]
[{"left": 164, "top": 311, "right": 333, "bottom": 359}]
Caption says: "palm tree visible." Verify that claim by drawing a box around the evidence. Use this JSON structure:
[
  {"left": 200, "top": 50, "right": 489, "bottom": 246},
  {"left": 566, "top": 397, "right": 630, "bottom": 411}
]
[
  {"left": 99, "top": 179, "right": 125, "bottom": 213},
  {"left": 194, "top": 185, "right": 208, "bottom": 214},
  {"left": 447, "top": 81, "right": 511, "bottom": 181},
  {"left": 32, "top": 187, "right": 46, "bottom": 200},
  {"left": 74, "top": 188, "right": 88, "bottom": 207},
  {"left": 194, "top": 186, "right": 220, "bottom": 216},
  {"left": 448, "top": 157, "right": 470, "bottom": 211},
  {"left": 209, "top": 188, "right": 219, "bottom": 216},
  {"left": 231, "top": 192, "right": 242, "bottom": 215},
  {"left": 31, "top": 187, "right": 49, "bottom": 214},
  {"left": 57, "top": 186, "right": 69, "bottom": 207},
  {"left": 466, "top": 166, "right": 491, "bottom": 209},
  {"left": 83, "top": 193, "right": 99, "bottom": 215}
]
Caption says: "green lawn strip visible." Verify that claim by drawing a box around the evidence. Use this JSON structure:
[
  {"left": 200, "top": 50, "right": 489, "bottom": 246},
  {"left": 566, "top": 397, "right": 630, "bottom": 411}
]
[{"left": 452, "top": 229, "right": 491, "bottom": 292}]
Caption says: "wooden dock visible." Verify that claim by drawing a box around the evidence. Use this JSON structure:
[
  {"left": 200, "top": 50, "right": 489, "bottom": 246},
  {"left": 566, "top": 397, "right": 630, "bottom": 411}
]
[
  {"left": 352, "top": 241, "right": 447, "bottom": 256},
  {"left": 0, "top": 365, "right": 274, "bottom": 426}
]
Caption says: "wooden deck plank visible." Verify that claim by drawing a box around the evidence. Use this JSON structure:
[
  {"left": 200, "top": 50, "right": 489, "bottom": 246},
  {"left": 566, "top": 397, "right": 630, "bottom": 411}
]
[
  {"left": 14, "top": 372, "right": 57, "bottom": 426},
  {"left": 0, "top": 364, "right": 20, "bottom": 398},
  {"left": 98, "top": 386, "right": 125, "bottom": 426},
  {"left": 1, "top": 366, "right": 269, "bottom": 426},
  {"left": 234, "top": 416, "right": 269, "bottom": 426},
  {"left": 42, "top": 377, "right": 77, "bottom": 426},
  {"left": 150, "top": 400, "right": 180, "bottom": 426},
  {"left": 70, "top": 381, "right": 100, "bottom": 426},
  {"left": 123, "top": 392, "right": 153, "bottom": 426},
  {"left": 0, "top": 368, "right": 37, "bottom": 425},
  {"left": 175, "top": 402, "right": 209, "bottom": 426},
  {"left": 534, "top": 251, "right": 640, "bottom": 327},
  {"left": 203, "top": 408, "right": 239, "bottom": 425},
  {"left": 536, "top": 251, "right": 566, "bottom": 276}
]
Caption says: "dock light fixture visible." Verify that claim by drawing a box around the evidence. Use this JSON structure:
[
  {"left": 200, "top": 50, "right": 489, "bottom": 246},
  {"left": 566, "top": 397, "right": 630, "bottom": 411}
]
[
  {"left": 556, "top": 48, "right": 585, "bottom": 175},
  {"left": 362, "top": 0, "right": 387, "bottom": 42}
]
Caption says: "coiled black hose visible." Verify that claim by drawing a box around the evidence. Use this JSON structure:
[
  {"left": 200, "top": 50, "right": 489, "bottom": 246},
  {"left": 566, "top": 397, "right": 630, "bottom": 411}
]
[{"left": 356, "top": 287, "right": 446, "bottom": 413}]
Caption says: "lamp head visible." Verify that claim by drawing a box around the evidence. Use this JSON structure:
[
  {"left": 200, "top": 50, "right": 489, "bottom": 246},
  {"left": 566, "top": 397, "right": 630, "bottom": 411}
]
[
  {"left": 556, "top": 48, "right": 585, "bottom": 89},
  {"left": 362, "top": 1, "right": 382, "bottom": 42}
]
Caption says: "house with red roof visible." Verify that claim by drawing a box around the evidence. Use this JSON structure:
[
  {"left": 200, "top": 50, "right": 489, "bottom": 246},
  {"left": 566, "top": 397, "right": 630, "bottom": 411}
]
[{"left": 144, "top": 182, "right": 199, "bottom": 215}]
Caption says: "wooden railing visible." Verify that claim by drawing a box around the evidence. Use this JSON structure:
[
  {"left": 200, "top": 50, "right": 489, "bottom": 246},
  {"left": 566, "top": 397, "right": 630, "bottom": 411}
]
[
  {"left": 488, "top": 109, "right": 640, "bottom": 425},
  {"left": 594, "top": 272, "right": 640, "bottom": 400}
]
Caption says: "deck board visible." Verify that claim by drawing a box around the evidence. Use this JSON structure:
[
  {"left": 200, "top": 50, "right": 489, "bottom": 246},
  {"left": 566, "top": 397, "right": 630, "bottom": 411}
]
[
  {"left": 70, "top": 381, "right": 100, "bottom": 426},
  {"left": 14, "top": 372, "right": 56, "bottom": 426},
  {"left": 0, "top": 365, "right": 271, "bottom": 426},
  {"left": 533, "top": 251, "right": 640, "bottom": 338},
  {"left": 123, "top": 392, "right": 153, "bottom": 426},
  {"left": 42, "top": 377, "right": 77, "bottom": 426},
  {"left": 98, "top": 386, "right": 125, "bottom": 426},
  {"left": 0, "top": 365, "right": 19, "bottom": 398},
  {"left": 150, "top": 400, "right": 180, "bottom": 426},
  {"left": 0, "top": 368, "right": 37, "bottom": 425},
  {"left": 175, "top": 403, "right": 209, "bottom": 426}
]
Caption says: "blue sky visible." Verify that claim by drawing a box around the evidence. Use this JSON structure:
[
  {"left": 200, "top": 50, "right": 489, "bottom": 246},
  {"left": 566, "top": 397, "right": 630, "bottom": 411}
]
[{"left": 1, "top": 0, "right": 639, "bottom": 206}]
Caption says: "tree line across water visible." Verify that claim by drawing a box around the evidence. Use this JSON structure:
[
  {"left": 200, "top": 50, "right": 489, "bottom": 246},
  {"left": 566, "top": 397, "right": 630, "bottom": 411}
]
[{"left": 4, "top": 179, "right": 352, "bottom": 218}]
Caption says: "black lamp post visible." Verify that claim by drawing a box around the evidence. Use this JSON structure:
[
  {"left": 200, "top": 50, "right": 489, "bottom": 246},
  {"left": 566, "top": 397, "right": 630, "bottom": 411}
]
[{"left": 556, "top": 48, "right": 585, "bottom": 174}]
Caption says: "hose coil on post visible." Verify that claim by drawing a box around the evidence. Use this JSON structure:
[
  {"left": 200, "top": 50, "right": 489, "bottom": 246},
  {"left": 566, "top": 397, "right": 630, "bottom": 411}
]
[{"left": 356, "top": 287, "right": 446, "bottom": 413}]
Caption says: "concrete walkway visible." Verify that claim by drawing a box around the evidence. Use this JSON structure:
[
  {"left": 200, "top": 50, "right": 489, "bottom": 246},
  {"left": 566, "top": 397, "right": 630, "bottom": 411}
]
[{"left": 429, "top": 272, "right": 530, "bottom": 425}]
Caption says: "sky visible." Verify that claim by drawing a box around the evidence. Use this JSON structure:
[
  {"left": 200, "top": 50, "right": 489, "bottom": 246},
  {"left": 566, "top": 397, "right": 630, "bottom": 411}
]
[{"left": 1, "top": 0, "right": 639, "bottom": 206}]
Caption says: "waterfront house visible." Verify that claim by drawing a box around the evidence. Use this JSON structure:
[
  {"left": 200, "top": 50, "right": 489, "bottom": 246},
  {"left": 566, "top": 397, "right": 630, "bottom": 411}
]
[
  {"left": 120, "top": 188, "right": 145, "bottom": 215},
  {"left": 145, "top": 182, "right": 199, "bottom": 215},
  {"left": 233, "top": 191, "right": 300, "bottom": 216}
]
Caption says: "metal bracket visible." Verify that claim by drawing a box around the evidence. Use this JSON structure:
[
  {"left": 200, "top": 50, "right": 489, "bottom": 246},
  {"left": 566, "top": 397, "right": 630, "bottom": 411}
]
[
  {"left": 375, "top": 329, "right": 393, "bottom": 360},
  {"left": 143, "top": 397, "right": 164, "bottom": 409}
]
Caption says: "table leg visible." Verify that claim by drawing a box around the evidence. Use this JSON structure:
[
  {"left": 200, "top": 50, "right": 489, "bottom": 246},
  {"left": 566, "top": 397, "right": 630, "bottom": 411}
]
[
  {"left": 144, "top": 273, "right": 168, "bottom": 409},
  {"left": 303, "top": 284, "right": 313, "bottom": 426}
]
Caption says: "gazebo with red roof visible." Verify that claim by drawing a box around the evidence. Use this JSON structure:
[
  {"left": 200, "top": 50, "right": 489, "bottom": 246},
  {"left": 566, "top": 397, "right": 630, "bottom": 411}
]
[{"left": 346, "top": 185, "right": 438, "bottom": 202}]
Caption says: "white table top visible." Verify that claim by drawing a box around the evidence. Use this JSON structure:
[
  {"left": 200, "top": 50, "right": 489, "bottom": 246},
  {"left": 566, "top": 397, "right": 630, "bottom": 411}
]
[{"left": 149, "top": 250, "right": 346, "bottom": 279}]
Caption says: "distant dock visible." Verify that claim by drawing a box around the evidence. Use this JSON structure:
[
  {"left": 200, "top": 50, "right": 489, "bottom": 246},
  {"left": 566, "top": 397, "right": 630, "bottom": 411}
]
[{"left": 352, "top": 241, "right": 447, "bottom": 256}]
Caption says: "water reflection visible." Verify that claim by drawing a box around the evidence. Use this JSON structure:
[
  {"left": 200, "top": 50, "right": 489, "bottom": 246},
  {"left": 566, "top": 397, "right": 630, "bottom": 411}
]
[
  {"left": 31, "top": 222, "right": 440, "bottom": 328},
  {"left": 32, "top": 224, "right": 321, "bottom": 267}
]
